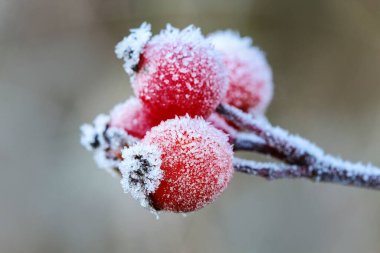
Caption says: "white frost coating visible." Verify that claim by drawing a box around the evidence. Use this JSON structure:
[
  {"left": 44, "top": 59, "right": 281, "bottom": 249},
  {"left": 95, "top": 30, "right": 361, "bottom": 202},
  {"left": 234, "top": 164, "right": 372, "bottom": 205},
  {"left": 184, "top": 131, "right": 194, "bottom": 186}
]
[
  {"left": 270, "top": 126, "right": 325, "bottom": 159},
  {"left": 250, "top": 112, "right": 271, "bottom": 126},
  {"left": 80, "top": 114, "right": 110, "bottom": 151},
  {"left": 92, "top": 127, "right": 137, "bottom": 175},
  {"left": 93, "top": 149, "right": 119, "bottom": 172},
  {"left": 115, "top": 22, "right": 152, "bottom": 75},
  {"left": 232, "top": 105, "right": 325, "bottom": 159},
  {"left": 234, "top": 158, "right": 295, "bottom": 172},
  {"left": 80, "top": 123, "right": 97, "bottom": 151},
  {"left": 208, "top": 30, "right": 252, "bottom": 50},
  {"left": 318, "top": 155, "right": 380, "bottom": 180},
  {"left": 120, "top": 143, "right": 163, "bottom": 210},
  {"left": 236, "top": 132, "right": 265, "bottom": 145},
  {"left": 149, "top": 114, "right": 232, "bottom": 150},
  {"left": 265, "top": 121, "right": 380, "bottom": 181},
  {"left": 231, "top": 104, "right": 325, "bottom": 159},
  {"left": 106, "top": 127, "right": 138, "bottom": 150},
  {"left": 151, "top": 24, "right": 204, "bottom": 44},
  {"left": 80, "top": 113, "right": 138, "bottom": 174}
]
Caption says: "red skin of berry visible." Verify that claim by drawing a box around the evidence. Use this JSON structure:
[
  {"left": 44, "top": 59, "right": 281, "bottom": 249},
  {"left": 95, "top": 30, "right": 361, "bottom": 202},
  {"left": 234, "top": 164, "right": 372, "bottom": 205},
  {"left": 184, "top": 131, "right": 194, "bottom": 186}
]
[
  {"left": 109, "top": 97, "right": 154, "bottom": 139},
  {"left": 142, "top": 117, "right": 233, "bottom": 212},
  {"left": 208, "top": 31, "right": 273, "bottom": 113},
  {"left": 132, "top": 32, "right": 228, "bottom": 124},
  {"left": 223, "top": 55, "right": 272, "bottom": 113}
]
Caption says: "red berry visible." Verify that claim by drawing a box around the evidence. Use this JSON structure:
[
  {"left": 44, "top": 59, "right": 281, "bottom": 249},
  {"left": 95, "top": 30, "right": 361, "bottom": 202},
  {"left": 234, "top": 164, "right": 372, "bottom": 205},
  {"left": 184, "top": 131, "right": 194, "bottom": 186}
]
[
  {"left": 208, "top": 30, "right": 273, "bottom": 114},
  {"left": 119, "top": 116, "right": 233, "bottom": 213},
  {"left": 116, "top": 24, "right": 228, "bottom": 123},
  {"left": 109, "top": 97, "right": 154, "bottom": 139}
]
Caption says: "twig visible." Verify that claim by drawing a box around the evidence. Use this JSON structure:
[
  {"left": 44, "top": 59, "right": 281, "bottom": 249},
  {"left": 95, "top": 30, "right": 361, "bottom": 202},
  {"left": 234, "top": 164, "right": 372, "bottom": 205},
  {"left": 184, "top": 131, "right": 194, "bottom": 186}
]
[
  {"left": 234, "top": 158, "right": 380, "bottom": 189},
  {"left": 233, "top": 132, "right": 289, "bottom": 161},
  {"left": 219, "top": 103, "right": 380, "bottom": 190},
  {"left": 218, "top": 103, "right": 329, "bottom": 165},
  {"left": 233, "top": 157, "right": 304, "bottom": 179}
]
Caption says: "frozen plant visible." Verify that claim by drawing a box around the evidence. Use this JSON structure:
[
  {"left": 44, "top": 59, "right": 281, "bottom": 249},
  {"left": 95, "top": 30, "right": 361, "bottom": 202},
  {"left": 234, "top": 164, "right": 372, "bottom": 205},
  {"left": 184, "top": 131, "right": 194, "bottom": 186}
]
[{"left": 80, "top": 23, "right": 380, "bottom": 216}]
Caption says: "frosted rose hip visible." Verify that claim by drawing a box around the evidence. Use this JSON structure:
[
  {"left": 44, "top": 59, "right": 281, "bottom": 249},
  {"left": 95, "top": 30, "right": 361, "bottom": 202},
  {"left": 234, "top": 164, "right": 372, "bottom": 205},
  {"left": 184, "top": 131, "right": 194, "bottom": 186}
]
[
  {"left": 208, "top": 30, "right": 273, "bottom": 114},
  {"left": 119, "top": 116, "right": 234, "bottom": 213},
  {"left": 116, "top": 23, "right": 228, "bottom": 123},
  {"left": 109, "top": 97, "right": 154, "bottom": 139}
]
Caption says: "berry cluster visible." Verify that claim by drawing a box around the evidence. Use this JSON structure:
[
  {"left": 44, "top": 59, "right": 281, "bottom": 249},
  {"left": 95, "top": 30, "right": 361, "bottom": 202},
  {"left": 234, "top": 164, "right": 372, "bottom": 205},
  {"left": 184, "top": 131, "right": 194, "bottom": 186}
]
[
  {"left": 81, "top": 22, "right": 380, "bottom": 216},
  {"left": 81, "top": 22, "right": 273, "bottom": 215}
]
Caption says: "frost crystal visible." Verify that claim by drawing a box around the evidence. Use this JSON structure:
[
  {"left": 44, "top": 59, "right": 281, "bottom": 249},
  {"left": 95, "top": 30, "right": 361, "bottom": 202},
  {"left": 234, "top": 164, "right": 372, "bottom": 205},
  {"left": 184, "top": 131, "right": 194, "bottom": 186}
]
[
  {"left": 80, "top": 114, "right": 110, "bottom": 151},
  {"left": 236, "top": 132, "right": 265, "bottom": 145},
  {"left": 115, "top": 22, "right": 152, "bottom": 75},
  {"left": 80, "top": 113, "right": 137, "bottom": 175},
  {"left": 316, "top": 155, "right": 380, "bottom": 182},
  {"left": 152, "top": 24, "right": 204, "bottom": 45},
  {"left": 208, "top": 30, "right": 252, "bottom": 50},
  {"left": 119, "top": 144, "right": 163, "bottom": 210},
  {"left": 106, "top": 127, "right": 138, "bottom": 151},
  {"left": 80, "top": 124, "right": 98, "bottom": 151}
]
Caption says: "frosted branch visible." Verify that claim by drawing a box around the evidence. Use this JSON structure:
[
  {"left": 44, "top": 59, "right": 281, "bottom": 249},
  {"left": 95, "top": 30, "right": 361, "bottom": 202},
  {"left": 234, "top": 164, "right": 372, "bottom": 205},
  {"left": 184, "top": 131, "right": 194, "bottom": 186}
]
[
  {"left": 234, "top": 158, "right": 380, "bottom": 189},
  {"left": 233, "top": 158, "right": 303, "bottom": 179},
  {"left": 232, "top": 132, "right": 285, "bottom": 159},
  {"left": 219, "top": 103, "right": 380, "bottom": 190},
  {"left": 218, "top": 103, "right": 325, "bottom": 165}
]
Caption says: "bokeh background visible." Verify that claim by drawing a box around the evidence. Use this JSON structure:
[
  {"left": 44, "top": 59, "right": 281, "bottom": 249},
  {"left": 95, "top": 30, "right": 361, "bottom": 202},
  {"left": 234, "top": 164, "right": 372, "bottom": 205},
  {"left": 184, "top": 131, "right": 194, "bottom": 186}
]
[{"left": 1, "top": 0, "right": 380, "bottom": 252}]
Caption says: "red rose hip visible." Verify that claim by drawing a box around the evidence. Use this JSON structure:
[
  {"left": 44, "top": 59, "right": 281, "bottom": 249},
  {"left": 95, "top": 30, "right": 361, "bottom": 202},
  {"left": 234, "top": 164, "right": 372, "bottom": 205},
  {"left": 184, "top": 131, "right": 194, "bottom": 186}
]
[
  {"left": 119, "top": 116, "right": 234, "bottom": 213},
  {"left": 109, "top": 97, "right": 154, "bottom": 139},
  {"left": 208, "top": 30, "right": 273, "bottom": 114},
  {"left": 116, "top": 23, "right": 228, "bottom": 123}
]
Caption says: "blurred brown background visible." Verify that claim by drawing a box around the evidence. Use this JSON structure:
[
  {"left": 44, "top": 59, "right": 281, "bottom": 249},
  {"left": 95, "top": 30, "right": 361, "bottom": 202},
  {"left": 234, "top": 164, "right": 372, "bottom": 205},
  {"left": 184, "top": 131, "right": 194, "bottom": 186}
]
[{"left": 1, "top": 0, "right": 380, "bottom": 252}]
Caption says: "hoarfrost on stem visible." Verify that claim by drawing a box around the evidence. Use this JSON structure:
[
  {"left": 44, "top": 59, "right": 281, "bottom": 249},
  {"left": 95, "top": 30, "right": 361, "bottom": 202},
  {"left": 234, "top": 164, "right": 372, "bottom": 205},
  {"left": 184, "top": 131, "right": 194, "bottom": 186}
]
[{"left": 220, "top": 103, "right": 380, "bottom": 189}]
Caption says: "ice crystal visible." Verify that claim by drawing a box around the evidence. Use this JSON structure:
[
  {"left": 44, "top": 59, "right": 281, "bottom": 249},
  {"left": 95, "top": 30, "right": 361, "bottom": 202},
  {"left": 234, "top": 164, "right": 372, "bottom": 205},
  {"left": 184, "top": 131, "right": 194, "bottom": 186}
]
[
  {"left": 115, "top": 22, "right": 152, "bottom": 75},
  {"left": 80, "top": 114, "right": 137, "bottom": 175},
  {"left": 80, "top": 114, "right": 110, "bottom": 151},
  {"left": 208, "top": 30, "right": 252, "bottom": 50},
  {"left": 120, "top": 143, "right": 163, "bottom": 211}
]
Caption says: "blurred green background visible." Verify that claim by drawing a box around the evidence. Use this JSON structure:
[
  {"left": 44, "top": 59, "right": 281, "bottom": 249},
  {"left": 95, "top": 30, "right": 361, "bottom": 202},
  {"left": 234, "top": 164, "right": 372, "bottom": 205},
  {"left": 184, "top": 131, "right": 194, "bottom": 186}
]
[{"left": 1, "top": 0, "right": 380, "bottom": 252}]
